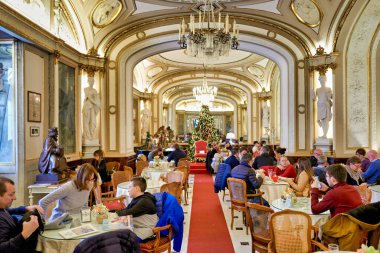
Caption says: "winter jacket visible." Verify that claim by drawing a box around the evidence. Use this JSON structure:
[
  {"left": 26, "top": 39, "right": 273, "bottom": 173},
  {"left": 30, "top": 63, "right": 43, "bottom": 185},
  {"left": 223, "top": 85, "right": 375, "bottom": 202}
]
[
  {"left": 214, "top": 163, "right": 231, "bottom": 193},
  {"left": 73, "top": 229, "right": 141, "bottom": 253},
  {"left": 116, "top": 192, "right": 156, "bottom": 217},
  {"left": 231, "top": 162, "right": 263, "bottom": 194}
]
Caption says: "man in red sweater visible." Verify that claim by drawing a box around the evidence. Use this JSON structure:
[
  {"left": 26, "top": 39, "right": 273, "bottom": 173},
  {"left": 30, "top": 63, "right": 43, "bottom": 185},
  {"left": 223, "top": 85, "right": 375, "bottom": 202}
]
[{"left": 311, "top": 164, "right": 362, "bottom": 218}]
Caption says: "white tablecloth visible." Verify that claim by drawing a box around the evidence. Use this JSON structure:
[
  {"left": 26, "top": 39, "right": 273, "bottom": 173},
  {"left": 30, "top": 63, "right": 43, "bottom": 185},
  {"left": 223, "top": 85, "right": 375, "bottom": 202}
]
[
  {"left": 148, "top": 161, "right": 173, "bottom": 169},
  {"left": 369, "top": 185, "right": 380, "bottom": 203},
  {"left": 271, "top": 198, "right": 330, "bottom": 226},
  {"left": 141, "top": 167, "right": 173, "bottom": 181},
  {"left": 260, "top": 180, "right": 289, "bottom": 205},
  {"left": 116, "top": 180, "right": 165, "bottom": 205},
  {"left": 37, "top": 213, "right": 125, "bottom": 253}
]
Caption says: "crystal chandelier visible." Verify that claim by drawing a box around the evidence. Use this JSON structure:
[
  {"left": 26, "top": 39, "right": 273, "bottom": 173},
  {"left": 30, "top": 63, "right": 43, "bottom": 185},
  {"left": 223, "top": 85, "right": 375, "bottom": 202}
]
[
  {"left": 193, "top": 75, "right": 217, "bottom": 106},
  {"left": 178, "top": 0, "right": 239, "bottom": 59}
]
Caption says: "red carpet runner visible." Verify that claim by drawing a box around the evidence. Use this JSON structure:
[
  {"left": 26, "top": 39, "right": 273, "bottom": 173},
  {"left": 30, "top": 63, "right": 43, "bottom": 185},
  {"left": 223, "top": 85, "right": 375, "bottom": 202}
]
[
  {"left": 187, "top": 174, "right": 235, "bottom": 253},
  {"left": 189, "top": 162, "right": 208, "bottom": 174}
]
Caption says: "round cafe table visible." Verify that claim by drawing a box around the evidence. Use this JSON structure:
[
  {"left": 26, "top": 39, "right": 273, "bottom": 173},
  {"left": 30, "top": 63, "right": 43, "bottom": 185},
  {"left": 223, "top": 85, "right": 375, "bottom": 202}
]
[
  {"left": 36, "top": 212, "right": 125, "bottom": 253},
  {"left": 116, "top": 180, "right": 165, "bottom": 205},
  {"left": 369, "top": 185, "right": 380, "bottom": 203},
  {"left": 260, "top": 179, "right": 288, "bottom": 205},
  {"left": 141, "top": 167, "right": 173, "bottom": 182},
  {"left": 271, "top": 198, "right": 330, "bottom": 226}
]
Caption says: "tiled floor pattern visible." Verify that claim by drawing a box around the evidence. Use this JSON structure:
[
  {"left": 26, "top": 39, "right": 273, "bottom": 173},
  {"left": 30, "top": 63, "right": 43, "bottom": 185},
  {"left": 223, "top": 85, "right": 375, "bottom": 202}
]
[{"left": 178, "top": 174, "right": 252, "bottom": 253}]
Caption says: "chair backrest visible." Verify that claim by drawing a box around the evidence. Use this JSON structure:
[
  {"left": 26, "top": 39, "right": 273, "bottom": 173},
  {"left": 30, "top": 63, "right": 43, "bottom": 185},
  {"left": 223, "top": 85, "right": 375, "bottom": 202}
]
[
  {"left": 177, "top": 160, "right": 190, "bottom": 170},
  {"left": 167, "top": 171, "right": 184, "bottom": 184},
  {"left": 73, "top": 229, "right": 140, "bottom": 253},
  {"left": 106, "top": 161, "right": 120, "bottom": 172},
  {"left": 227, "top": 178, "right": 247, "bottom": 207},
  {"left": 135, "top": 160, "right": 149, "bottom": 176},
  {"left": 247, "top": 202, "right": 274, "bottom": 240},
  {"left": 160, "top": 182, "right": 182, "bottom": 204},
  {"left": 174, "top": 166, "right": 188, "bottom": 185},
  {"left": 112, "top": 171, "right": 131, "bottom": 189},
  {"left": 123, "top": 166, "right": 134, "bottom": 178},
  {"left": 356, "top": 185, "right": 372, "bottom": 205},
  {"left": 136, "top": 154, "right": 147, "bottom": 162},
  {"left": 194, "top": 140, "right": 208, "bottom": 153},
  {"left": 269, "top": 210, "right": 312, "bottom": 253}
]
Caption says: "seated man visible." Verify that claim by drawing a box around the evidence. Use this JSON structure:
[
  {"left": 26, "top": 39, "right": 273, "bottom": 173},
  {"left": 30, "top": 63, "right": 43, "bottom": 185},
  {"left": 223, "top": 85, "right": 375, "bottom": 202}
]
[
  {"left": 313, "top": 155, "right": 329, "bottom": 186},
  {"left": 362, "top": 150, "right": 380, "bottom": 184},
  {"left": 0, "top": 177, "right": 43, "bottom": 253},
  {"left": 116, "top": 177, "right": 158, "bottom": 240},
  {"left": 311, "top": 164, "right": 362, "bottom": 218},
  {"left": 167, "top": 143, "right": 187, "bottom": 167},
  {"left": 252, "top": 146, "right": 275, "bottom": 169},
  {"left": 224, "top": 147, "right": 240, "bottom": 170},
  {"left": 147, "top": 147, "right": 163, "bottom": 162},
  {"left": 231, "top": 153, "right": 268, "bottom": 206}
]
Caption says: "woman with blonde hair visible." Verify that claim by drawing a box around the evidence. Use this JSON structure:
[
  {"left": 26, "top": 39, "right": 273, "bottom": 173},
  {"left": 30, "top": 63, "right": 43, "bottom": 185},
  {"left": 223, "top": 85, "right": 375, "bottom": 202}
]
[
  {"left": 280, "top": 157, "right": 314, "bottom": 196},
  {"left": 39, "top": 163, "right": 99, "bottom": 222}
]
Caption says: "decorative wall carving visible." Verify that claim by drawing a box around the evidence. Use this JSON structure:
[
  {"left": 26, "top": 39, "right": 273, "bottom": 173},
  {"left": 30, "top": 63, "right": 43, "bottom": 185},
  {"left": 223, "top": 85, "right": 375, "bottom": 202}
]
[
  {"left": 91, "top": 0, "right": 122, "bottom": 28},
  {"left": 346, "top": 0, "right": 380, "bottom": 148}
]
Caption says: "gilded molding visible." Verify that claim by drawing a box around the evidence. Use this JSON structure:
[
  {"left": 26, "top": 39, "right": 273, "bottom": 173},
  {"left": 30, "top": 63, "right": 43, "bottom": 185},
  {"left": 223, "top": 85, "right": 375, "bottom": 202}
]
[
  {"left": 332, "top": 0, "right": 358, "bottom": 51},
  {"left": 307, "top": 46, "right": 338, "bottom": 75},
  {"left": 79, "top": 64, "right": 105, "bottom": 76}
]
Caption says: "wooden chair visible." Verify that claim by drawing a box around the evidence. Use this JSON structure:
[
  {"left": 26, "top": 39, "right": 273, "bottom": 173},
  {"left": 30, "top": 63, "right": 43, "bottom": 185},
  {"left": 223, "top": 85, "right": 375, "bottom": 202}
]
[
  {"left": 140, "top": 225, "right": 173, "bottom": 253},
  {"left": 123, "top": 166, "right": 134, "bottom": 178},
  {"left": 178, "top": 157, "right": 189, "bottom": 163},
  {"left": 356, "top": 185, "right": 372, "bottom": 205},
  {"left": 106, "top": 161, "right": 120, "bottom": 172},
  {"left": 246, "top": 202, "right": 274, "bottom": 253},
  {"left": 136, "top": 160, "right": 149, "bottom": 176},
  {"left": 177, "top": 160, "right": 190, "bottom": 192},
  {"left": 166, "top": 171, "right": 184, "bottom": 184},
  {"left": 174, "top": 166, "right": 189, "bottom": 205},
  {"left": 160, "top": 182, "right": 182, "bottom": 204},
  {"left": 112, "top": 171, "right": 132, "bottom": 189},
  {"left": 227, "top": 178, "right": 264, "bottom": 234},
  {"left": 268, "top": 210, "right": 327, "bottom": 253}
]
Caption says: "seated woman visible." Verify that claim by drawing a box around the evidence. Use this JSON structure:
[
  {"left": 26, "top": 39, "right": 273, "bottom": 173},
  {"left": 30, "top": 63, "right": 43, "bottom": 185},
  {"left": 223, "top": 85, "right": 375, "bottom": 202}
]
[
  {"left": 274, "top": 146, "right": 286, "bottom": 163},
  {"left": 39, "top": 163, "right": 99, "bottom": 222},
  {"left": 91, "top": 149, "right": 110, "bottom": 183},
  {"left": 211, "top": 149, "right": 223, "bottom": 173},
  {"left": 345, "top": 156, "right": 365, "bottom": 186},
  {"left": 280, "top": 158, "right": 313, "bottom": 196},
  {"left": 147, "top": 147, "right": 163, "bottom": 162},
  {"left": 275, "top": 155, "right": 297, "bottom": 178}
]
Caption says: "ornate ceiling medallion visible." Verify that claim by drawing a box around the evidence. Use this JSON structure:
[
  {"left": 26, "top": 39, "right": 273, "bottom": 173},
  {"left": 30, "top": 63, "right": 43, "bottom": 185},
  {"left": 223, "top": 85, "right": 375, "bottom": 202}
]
[
  {"left": 290, "top": 0, "right": 322, "bottom": 28},
  {"left": 91, "top": 0, "right": 123, "bottom": 28}
]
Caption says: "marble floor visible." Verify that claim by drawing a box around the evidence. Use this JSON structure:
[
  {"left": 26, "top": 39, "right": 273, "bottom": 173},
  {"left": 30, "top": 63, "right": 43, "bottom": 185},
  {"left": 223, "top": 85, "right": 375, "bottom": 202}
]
[{"left": 179, "top": 174, "right": 252, "bottom": 253}]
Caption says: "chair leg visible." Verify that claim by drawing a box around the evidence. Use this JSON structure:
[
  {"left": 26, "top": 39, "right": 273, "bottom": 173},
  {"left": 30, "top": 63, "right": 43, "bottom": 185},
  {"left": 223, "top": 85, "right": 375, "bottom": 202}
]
[
  {"left": 183, "top": 188, "right": 188, "bottom": 205},
  {"left": 223, "top": 190, "right": 226, "bottom": 201},
  {"left": 230, "top": 208, "right": 234, "bottom": 230}
]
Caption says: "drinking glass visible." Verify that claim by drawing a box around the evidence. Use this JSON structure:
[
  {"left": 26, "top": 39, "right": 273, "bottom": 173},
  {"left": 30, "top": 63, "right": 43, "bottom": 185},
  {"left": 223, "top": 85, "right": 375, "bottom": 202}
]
[
  {"left": 268, "top": 169, "right": 273, "bottom": 179},
  {"left": 272, "top": 172, "right": 278, "bottom": 182},
  {"left": 328, "top": 243, "right": 339, "bottom": 252}
]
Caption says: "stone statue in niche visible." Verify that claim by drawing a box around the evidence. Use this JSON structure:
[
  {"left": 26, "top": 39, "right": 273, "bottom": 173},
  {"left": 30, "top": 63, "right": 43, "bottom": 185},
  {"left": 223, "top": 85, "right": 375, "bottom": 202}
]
[
  {"left": 37, "top": 127, "right": 69, "bottom": 184},
  {"left": 82, "top": 76, "right": 101, "bottom": 141},
  {"left": 262, "top": 102, "right": 270, "bottom": 129},
  {"left": 315, "top": 75, "right": 333, "bottom": 138},
  {"left": 141, "top": 103, "right": 152, "bottom": 138}
]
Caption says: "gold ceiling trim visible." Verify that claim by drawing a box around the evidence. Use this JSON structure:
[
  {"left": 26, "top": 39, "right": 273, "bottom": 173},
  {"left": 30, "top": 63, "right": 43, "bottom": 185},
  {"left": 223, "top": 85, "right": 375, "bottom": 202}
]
[
  {"left": 60, "top": 1, "right": 80, "bottom": 46},
  {"left": 101, "top": 14, "right": 312, "bottom": 57},
  {"left": 332, "top": 0, "right": 358, "bottom": 51}
]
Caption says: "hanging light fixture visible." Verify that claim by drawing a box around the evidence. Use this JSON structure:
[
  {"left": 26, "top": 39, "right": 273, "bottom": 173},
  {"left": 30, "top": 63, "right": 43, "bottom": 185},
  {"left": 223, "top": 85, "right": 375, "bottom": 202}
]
[
  {"left": 193, "top": 74, "right": 218, "bottom": 106},
  {"left": 178, "top": 0, "right": 239, "bottom": 60}
]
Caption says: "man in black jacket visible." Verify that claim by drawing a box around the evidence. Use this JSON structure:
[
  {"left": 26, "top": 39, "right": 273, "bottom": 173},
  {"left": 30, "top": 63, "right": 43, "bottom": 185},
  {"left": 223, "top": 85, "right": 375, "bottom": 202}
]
[
  {"left": 167, "top": 143, "right": 187, "bottom": 166},
  {"left": 0, "top": 177, "right": 43, "bottom": 253},
  {"left": 252, "top": 145, "right": 275, "bottom": 169},
  {"left": 116, "top": 177, "right": 158, "bottom": 240}
]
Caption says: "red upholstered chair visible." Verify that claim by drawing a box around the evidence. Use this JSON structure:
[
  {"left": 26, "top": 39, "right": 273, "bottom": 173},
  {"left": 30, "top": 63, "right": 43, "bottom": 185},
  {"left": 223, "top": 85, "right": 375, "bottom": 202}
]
[{"left": 194, "top": 140, "right": 208, "bottom": 161}]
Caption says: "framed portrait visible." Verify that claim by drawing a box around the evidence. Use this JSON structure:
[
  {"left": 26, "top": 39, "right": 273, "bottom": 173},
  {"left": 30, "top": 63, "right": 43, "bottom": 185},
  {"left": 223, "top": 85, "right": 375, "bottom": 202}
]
[
  {"left": 28, "top": 91, "right": 41, "bottom": 122},
  {"left": 30, "top": 127, "right": 40, "bottom": 137}
]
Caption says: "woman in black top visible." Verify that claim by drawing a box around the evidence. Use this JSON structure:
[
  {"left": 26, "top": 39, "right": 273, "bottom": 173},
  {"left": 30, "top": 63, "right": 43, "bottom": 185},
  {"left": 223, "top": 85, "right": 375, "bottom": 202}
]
[
  {"left": 345, "top": 156, "right": 364, "bottom": 186},
  {"left": 92, "top": 150, "right": 111, "bottom": 183}
]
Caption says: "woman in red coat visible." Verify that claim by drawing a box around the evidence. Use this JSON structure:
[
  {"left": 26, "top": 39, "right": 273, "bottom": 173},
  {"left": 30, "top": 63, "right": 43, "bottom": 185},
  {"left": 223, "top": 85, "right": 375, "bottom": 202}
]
[{"left": 275, "top": 156, "right": 297, "bottom": 178}]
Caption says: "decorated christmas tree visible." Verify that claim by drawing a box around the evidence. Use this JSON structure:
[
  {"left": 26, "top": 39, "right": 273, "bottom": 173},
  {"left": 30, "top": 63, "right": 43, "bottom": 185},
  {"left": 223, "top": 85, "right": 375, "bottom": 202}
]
[{"left": 187, "top": 105, "right": 219, "bottom": 159}]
